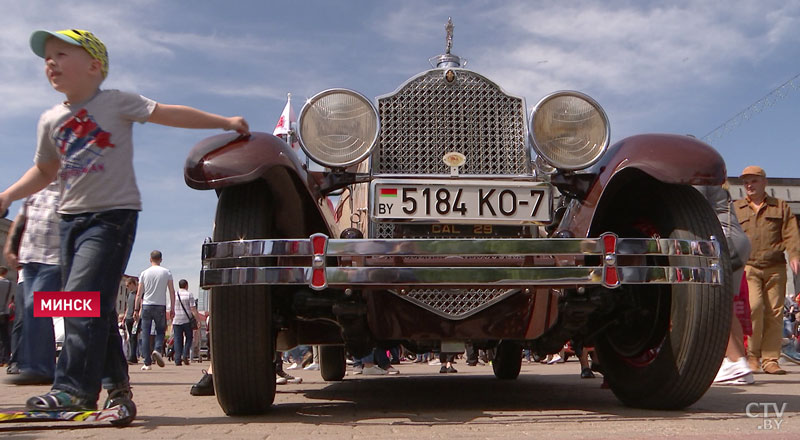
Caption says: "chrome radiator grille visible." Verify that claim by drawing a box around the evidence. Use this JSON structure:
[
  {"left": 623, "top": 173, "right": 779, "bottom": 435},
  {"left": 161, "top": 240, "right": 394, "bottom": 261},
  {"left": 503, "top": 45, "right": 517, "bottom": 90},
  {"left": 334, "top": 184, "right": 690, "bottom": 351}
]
[
  {"left": 400, "top": 288, "right": 516, "bottom": 319},
  {"left": 373, "top": 69, "right": 528, "bottom": 175},
  {"left": 378, "top": 217, "right": 523, "bottom": 318},
  {"left": 372, "top": 69, "right": 528, "bottom": 318}
]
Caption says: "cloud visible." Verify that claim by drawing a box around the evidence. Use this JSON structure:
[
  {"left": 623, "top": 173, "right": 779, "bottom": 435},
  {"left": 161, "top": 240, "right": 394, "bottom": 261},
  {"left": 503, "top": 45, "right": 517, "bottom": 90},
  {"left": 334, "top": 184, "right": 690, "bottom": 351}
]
[
  {"left": 373, "top": 4, "right": 454, "bottom": 45},
  {"left": 0, "top": 1, "right": 305, "bottom": 119},
  {"left": 361, "top": 1, "right": 800, "bottom": 108},
  {"left": 423, "top": 0, "right": 800, "bottom": 141},
  {"left": 0, "top": 81, "right": 59, "bottom": 116},
  {"left": 146, "top": 31, "right": 288, "bottom": 59},
  {"left": 764, "top": 3, "right": 800, "bottom": 44},
  {"left": 474, "top": 1, "right": 786, "bottom": 97},
  {"left": 128, "top": 194, "right": 217, "bottom": 291}
]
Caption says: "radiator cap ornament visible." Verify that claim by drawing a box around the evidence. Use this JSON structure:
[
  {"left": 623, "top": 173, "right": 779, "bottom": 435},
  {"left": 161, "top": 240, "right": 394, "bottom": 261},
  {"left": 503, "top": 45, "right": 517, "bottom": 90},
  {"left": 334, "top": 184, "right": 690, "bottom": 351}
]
[{"left": 429, "top": 17, "right": 466, "bottom": 68}]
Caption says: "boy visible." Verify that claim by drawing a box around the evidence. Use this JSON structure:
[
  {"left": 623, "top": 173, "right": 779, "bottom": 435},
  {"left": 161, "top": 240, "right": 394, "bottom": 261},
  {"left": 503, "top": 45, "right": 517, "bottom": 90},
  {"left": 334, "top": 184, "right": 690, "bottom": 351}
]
[{"left": 0, "top": 29, "right": 249, "bottom": 411}]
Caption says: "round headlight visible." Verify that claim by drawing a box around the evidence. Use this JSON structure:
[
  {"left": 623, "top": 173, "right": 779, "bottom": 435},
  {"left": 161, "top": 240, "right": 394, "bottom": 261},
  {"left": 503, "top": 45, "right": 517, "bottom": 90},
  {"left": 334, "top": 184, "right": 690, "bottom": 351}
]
[
  {"left": 297, "top": 89, "right": 380, "bottom": 168},
  {"left": 530, "top": 91, "right": 610, "bottom": 171}
]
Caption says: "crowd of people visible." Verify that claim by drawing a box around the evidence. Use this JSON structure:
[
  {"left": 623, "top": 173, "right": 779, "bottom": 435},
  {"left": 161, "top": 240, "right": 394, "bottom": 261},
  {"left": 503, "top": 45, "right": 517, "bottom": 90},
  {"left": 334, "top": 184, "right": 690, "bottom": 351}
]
[
  {"left": 187, "top": 342, "right": 601, "bottom": 400},
  {"left": 121, "top": 267, "right": 205, "bottom": 370}
]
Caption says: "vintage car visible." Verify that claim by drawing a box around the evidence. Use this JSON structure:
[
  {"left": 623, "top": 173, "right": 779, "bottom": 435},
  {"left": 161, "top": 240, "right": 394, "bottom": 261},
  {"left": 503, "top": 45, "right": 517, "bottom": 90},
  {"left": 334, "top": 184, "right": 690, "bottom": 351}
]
[{"left": 184, "top": 20, "right": 731, "bottom": 415}]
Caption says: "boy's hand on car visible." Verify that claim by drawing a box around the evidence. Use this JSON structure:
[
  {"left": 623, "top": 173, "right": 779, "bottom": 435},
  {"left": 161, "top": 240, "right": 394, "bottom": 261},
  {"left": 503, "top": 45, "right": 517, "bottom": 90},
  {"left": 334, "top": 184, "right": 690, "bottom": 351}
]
[{"left": 227, "top": 117, "right": 250, "bottom": 136}]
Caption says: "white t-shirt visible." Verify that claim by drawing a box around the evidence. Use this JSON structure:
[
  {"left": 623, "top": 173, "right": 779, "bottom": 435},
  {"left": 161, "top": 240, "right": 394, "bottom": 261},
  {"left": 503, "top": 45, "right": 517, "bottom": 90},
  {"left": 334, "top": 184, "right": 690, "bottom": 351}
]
[
  {"left": 173, "top": 289, "right": 196, "bottom": 325},
  {"left": 139, "top": 265, "right": 173, "bottom": 306},
  {"left": 34, "top": 89, "right": 157, "bottom": 214}
]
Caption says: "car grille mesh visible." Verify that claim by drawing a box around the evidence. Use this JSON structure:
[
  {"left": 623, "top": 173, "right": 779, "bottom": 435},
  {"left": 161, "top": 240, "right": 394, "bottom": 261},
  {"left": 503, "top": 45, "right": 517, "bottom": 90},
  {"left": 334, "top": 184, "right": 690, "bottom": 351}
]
[
  {"left": 373, "top": 69, "right": 528, "bottom": 175},
  {"left": 402, "top": 288, "right": 515, "bottom": 319},
  {"left": 372, "top": 69, "right": 527, "bottom": 318},
  {"left": 377, "top": 218, "right": 521, "bottom": 318},
  {"left": 376, "top": 222, "right": 397, "bottom": 239}
]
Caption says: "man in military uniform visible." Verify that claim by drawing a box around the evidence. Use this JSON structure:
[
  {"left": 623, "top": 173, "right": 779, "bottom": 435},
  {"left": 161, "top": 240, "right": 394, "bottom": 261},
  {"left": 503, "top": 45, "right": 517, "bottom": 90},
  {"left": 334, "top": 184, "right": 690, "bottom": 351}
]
[{"left": 735, "top": 166, "right": 800, "bottom": 374}]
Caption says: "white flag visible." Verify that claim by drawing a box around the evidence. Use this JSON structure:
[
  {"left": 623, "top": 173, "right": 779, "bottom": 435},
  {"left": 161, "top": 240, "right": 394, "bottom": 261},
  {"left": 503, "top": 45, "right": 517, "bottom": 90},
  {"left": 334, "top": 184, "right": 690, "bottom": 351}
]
[{"left": 273, "top": 93, "right": 296, "bottom": 139}]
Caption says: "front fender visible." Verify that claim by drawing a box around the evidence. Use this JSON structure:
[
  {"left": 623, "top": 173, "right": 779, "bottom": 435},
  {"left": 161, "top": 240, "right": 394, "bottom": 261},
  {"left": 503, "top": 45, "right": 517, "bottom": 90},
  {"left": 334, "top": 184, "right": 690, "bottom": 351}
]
[
  {"left": 596, "top": 134, "right": 726, "bottom": 185},
  {"left": 184, "top": 131, "right": 337, "bottom": 237},
  {"left": 558, "top": 134, "right": 726, "bottom": 237},
  {"left": 184, "top": 132, "right": 306, "bottom": 190}
]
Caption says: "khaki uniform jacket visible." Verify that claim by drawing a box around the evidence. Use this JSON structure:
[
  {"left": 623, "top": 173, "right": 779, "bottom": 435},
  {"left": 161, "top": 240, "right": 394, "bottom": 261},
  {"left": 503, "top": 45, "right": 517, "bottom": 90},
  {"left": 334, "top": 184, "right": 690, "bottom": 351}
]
[{"left": 734, "top": 195, "right": 800, "bottom": 269}]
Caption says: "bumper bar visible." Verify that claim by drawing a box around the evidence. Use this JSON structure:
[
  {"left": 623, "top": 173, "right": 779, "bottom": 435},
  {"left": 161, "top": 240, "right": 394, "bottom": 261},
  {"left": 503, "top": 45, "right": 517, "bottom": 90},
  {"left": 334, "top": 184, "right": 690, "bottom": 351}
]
[{"left": 200, "top": 233, "right": 722, "bottom": 290}]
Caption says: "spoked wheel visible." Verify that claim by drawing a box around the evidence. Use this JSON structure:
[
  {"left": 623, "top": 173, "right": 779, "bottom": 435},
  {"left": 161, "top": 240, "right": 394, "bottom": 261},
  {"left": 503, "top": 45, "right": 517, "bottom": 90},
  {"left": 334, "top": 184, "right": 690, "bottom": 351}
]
[
  {"left": 210, "top": 181, "right": 276, "bottom": 415},
  {"left": 319, "top": 345, "right": 346, "bottom": 381},
  {"left": 594, "top": 184, "right": 732, "bottom": 409},
  {"left": 492, "top": 341, "right": 522, "bottom": 380}
]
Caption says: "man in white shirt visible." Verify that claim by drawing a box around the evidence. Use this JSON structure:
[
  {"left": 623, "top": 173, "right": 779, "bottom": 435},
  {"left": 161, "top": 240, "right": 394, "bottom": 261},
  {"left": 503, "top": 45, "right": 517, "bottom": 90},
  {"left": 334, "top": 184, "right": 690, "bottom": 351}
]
[
  {"left": 172, "top": 279, "right": 199, "bottom": 366},
  {"left": 132, "top": 250, "right": 175, "bottom": 370}
]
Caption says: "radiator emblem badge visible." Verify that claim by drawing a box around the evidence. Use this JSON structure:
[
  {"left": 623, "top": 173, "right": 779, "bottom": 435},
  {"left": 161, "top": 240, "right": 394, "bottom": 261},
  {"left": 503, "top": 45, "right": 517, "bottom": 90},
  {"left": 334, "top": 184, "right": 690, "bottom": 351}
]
[{"left": 443, "top": 151, "right": 466, "bottom": 176}]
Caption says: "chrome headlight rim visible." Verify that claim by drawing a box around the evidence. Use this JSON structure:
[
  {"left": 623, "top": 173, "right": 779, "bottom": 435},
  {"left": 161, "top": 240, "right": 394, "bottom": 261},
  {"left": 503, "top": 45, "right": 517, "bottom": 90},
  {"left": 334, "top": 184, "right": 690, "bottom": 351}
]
[
  {"left": 529, "top": 90, "right": 610, "bottom": 171},
  {"left": 297, "top": 88, "right": 381, "bottom": 169}
]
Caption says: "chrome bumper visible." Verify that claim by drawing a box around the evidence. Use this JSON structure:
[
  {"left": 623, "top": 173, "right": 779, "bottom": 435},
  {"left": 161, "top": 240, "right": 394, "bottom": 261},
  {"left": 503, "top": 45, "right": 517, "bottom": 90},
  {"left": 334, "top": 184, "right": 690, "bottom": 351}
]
[{"left": 200, "top": 233, "right": 722, "bottom": 291}]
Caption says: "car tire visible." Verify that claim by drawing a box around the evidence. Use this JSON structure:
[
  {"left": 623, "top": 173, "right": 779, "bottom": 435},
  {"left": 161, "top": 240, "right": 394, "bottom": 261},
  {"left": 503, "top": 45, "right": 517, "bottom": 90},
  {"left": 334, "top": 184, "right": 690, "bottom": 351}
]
[
  {"left": 492, "top": 341, "right": 522, "bottom": 380},
  {"left": 319, "top": 345, "right": 346, "bottom": 381},
  {"left": 594, "top": 184, "right": 731, "bottom": 410},
  {"left": 210, "top": 181, "right": 276, "bottom": 415}
]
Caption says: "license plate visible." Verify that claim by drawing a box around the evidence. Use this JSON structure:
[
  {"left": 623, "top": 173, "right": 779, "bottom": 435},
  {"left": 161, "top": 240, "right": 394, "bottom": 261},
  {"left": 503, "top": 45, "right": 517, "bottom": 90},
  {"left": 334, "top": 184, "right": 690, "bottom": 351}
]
[{"left": 371, "top": 179, "right": 552, "bottom": 224}]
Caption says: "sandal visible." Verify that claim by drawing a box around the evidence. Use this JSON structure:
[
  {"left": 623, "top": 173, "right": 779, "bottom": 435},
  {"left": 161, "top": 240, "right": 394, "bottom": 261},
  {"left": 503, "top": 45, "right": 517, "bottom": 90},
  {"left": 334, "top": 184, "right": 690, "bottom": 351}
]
[{"left": 26, "top": 390, "right": 96, "bottom": 411}]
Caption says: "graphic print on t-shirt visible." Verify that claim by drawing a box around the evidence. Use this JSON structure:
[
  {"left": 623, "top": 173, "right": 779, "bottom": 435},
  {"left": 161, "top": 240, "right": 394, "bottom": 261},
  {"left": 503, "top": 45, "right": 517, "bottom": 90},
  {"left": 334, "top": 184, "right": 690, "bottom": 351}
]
[{"left": 55, "top": 108, "right": 115, "bottom": 187}]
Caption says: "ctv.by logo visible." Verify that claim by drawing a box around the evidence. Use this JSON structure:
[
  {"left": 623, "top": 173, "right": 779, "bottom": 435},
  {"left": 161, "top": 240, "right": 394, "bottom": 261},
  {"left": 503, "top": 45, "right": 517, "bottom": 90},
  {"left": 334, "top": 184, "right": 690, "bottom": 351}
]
[{"left": 745, "top": 402, "right": 787, "bottom": 430}]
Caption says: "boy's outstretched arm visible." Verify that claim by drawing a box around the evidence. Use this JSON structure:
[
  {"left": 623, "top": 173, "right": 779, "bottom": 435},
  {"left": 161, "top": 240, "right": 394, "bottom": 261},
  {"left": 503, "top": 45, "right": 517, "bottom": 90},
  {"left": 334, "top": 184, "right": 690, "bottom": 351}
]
[
  {"left": 0, "top": 159, "right": 59, "bottom": 216},
  {"left": 148, "top": 104, "right": 250, "bottom": 135}
]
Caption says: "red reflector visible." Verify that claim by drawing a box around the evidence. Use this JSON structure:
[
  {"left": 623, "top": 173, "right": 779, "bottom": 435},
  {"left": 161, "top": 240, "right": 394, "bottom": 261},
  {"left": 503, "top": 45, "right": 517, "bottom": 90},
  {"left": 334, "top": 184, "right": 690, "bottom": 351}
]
[
  {"left": 311, "top": 234, "right": 327, "bottom": 255},
  {"left": 601, "top": 233, "right": 619, "bottom": 287},
  {"left": 310, "top": 234, "right": 328, "bottom": 290},
  {"left": 602, "top": 234, "right": 616, "bottom": 253},
  {"left": 605, "top": 267, "right": 619, "bottom": 287},
  {"left": 312, "top": 268, "right": 326, "bottom": 289}
]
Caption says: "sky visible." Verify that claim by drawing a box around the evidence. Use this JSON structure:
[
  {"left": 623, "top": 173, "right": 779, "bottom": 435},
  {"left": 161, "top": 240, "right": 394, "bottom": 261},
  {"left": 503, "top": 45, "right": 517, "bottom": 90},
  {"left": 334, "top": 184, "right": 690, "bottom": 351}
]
[{"left": 2, "top": 0, "right": 800, "bottom": 293}]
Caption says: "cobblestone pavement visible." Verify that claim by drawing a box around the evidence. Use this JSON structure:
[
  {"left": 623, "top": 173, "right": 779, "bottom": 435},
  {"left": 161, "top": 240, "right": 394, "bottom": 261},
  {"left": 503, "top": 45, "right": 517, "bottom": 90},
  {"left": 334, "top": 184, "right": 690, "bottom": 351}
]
[{"left": 2, "top": 358, "right": 800, "bottom": 439}]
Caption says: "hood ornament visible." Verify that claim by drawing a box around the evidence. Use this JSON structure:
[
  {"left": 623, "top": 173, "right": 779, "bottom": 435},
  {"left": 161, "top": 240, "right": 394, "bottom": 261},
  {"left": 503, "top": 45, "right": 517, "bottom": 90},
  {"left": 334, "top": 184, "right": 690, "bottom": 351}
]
[
  {"left": 429, "top": 17, "right": 466, "bottom": 68},
  {"left": 445, "top": 17, "right": 454, "bottom": 55}
]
